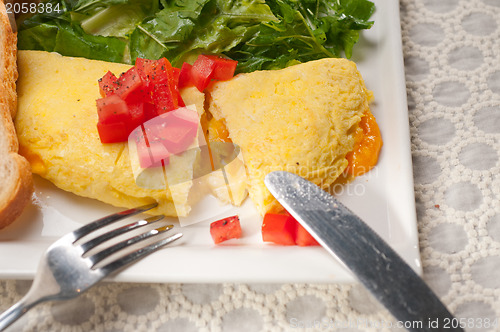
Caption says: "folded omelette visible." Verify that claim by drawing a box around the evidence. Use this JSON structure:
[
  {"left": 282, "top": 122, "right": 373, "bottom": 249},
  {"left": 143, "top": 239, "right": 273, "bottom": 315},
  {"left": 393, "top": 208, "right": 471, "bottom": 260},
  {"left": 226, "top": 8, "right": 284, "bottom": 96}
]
[
  {"left": 208, "top": 58, "right": 372, "bottom": 215},
  {"left": 15, "top": 51, "right": 207, "bottom": 216},
  {"left": 15, "top": 51, "right": 373, "bottom": 217}
]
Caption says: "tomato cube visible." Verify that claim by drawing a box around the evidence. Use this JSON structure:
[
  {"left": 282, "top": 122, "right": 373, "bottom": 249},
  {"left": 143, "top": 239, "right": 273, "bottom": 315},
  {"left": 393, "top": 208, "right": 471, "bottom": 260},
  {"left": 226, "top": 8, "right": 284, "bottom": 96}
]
[
  {"left": 127, "top": 102, "right": 145, "bottom": 131},
  {"left": 210, "top": 216, "right": 242, "bottom": 244},
  {"left": 176, "top": 90, "right": 185, "bottom": 107},
  {"left": 152, "top": 58, "right": 173, "bottom": 84},
  {"left": 97, "top": 121, "right": 129, "bottom": 143},
  {"left": 191, "top": 55, "right": 216, "bottom": 92},
  {"left": 262, "top": 212, "right": 320, "bottom": 246},
  {"left": 96, "top": 94, "right": 129, "bottom": 124},
  {"left": 115, "top": 67, "right": 143, "bottom": 100},
  {"left": 171, "top": 67, "right": 180, "bottom": 79},
  {"left": 98, "top": 71, "right": 119, "bottom": 97},
  {"left": 191, "top": 55, "right": 238, "bottom": 92},
  {"left": 262, "top": 213, "right": 297, "bottom": 245},
  {"left": 169, "top": 66, "right": 185, "bottom": 107},
  {"left": 143, "top": 102, "right": 158, "bottom": 120},
  {"left": 96, "top": 57, "right": 191, "bottom": 145},
  {"left": 178, "top": 62, "right": 194, "bottom": 89},
  {"left": 135, "top": 58, "right": 154, "bottom": 77},
  {"left": 295, "top": 223, "right": 320, "bottom": 246},
  {"left": 124, "top": 85, "right": 151, "bottom": 105},
  {"left": 153, "top": 83, "right": 177, "bottom": 114},
  {"left": 210, "top": 56, "right": 237, "bottom": 81},
  {"left": 135, "top": 57, "right": 172, "bottom": 86}
]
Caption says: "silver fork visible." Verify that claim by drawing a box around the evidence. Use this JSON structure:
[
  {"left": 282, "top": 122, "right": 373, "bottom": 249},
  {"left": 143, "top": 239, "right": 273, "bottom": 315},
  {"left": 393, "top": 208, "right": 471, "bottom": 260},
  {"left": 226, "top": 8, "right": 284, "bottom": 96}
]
[{"left": 0, "top": 203, "right": 182, "bottom": 331}]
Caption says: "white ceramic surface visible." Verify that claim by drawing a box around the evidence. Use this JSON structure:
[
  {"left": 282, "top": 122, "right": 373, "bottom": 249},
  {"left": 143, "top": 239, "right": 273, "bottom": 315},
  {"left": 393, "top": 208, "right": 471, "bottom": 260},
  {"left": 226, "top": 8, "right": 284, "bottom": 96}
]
[{"left": 0, "top": 0, "right": 420, "bottom": 283}]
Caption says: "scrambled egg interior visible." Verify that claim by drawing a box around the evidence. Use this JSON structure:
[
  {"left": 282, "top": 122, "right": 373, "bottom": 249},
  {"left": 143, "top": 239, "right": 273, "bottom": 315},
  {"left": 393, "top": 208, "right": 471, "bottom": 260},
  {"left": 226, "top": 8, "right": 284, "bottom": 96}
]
[
  {"left": 208, "top": 58, "right": 373, "bottom": 215},
  {"left": 15, "top": 51, "right": 376, "bottom": 217},
  {"left": 15, "top": 51, "right": 204, "bottom": 216}
]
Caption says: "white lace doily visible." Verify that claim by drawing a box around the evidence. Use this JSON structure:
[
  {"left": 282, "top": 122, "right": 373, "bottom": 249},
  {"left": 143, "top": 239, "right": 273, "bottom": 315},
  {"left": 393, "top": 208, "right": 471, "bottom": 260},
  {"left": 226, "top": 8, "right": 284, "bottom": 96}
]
[{"left": 1, "top": 0, "right": 499, "bottom": 331}]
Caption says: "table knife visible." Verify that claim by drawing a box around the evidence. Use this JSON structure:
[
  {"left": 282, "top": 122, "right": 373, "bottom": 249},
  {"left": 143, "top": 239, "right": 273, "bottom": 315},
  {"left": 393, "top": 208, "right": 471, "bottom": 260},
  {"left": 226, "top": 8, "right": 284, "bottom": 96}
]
[{"left": 264, "top": 171, "right": 463, "bottom": 332}]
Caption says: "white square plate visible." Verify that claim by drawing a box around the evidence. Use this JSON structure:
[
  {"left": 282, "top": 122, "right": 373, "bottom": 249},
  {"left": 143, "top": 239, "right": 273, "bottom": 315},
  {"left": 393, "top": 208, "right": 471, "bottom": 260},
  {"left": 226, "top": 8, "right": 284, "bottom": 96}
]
[{"left": 0, "top": 0, "right": 420, "bottom": 283}]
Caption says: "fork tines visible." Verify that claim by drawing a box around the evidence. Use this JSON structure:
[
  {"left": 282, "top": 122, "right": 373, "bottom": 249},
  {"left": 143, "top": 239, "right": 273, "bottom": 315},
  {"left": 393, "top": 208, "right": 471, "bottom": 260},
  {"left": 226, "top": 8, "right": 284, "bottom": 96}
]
[
  {"left": 66, "top": 203, "right": 182, "bottom": 273},
  {"left": 70, "top": 203, "right": 160, "bottom": 242}
]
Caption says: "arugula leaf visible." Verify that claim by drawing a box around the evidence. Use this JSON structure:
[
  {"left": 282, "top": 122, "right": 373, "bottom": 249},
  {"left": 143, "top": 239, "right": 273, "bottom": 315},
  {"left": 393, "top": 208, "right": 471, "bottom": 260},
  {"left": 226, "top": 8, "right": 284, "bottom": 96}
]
[
  {"left": 17, "top": 0, "right": 153, "bottom": 62},
  {"left": 78, "top": 0, "right": 158, "bottom": 37},
  {"left": 73, "top": 0, "right": 131, "bottom": 12},
  {"left": 17, "top": 0, "right": 127, "bottom": 62},
  {"left": 53, "top": 23, "right": 126, "bottom": 61},
  {"left": 17, "top": 0, "right": 375, "bottom": 71},
  {"left": 129, "top": 0, "right": 276, "bottom": 66},
  {"left": 129, "top": 0, "right": 211, "bottom": 62},
  {"left": 18, "top": 19, "right": 127, "bottom": 62},
  {"left": 227, "top": 0, "right": 374, "bottom": 71}
]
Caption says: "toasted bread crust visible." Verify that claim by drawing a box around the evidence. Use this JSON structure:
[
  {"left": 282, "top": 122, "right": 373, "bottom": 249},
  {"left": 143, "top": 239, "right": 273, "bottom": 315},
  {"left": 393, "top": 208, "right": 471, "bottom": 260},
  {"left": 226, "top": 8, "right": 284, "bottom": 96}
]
[
  {"left": 0, "top": 152, "right": 32, "bottom": 226},
  {"left": 0, "top": 0, "right": 33, "bottom": 229},
  {"left": 0, "top": 0, "right": 17, "bottom": 118}
]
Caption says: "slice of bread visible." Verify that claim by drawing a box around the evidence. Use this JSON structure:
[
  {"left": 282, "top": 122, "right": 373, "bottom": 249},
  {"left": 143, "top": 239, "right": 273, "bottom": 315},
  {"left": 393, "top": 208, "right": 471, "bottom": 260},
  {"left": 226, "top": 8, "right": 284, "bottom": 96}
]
[{"left": 0, "top": 0, "right": 33, "bottom": 229}]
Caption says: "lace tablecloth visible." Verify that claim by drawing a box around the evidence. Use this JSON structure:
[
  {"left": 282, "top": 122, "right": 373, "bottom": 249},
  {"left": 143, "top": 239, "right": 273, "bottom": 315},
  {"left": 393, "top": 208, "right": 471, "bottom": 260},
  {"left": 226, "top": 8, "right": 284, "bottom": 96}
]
[{"left": 1, "top": 0, "right": 499, "bottom": 331}]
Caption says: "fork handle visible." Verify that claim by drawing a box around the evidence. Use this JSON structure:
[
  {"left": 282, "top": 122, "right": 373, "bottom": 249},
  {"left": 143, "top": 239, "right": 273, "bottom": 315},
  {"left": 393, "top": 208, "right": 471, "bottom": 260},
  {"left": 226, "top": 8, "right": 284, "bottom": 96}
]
[{"left": 0, "top": 296, "right": 37, "bottom": 331}]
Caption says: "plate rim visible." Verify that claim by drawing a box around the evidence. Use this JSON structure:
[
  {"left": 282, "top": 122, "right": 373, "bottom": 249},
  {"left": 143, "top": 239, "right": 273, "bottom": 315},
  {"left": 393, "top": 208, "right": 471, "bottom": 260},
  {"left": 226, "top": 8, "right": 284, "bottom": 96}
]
[{"left": 0, "top": 0, "right": 420, "bottom": 283}]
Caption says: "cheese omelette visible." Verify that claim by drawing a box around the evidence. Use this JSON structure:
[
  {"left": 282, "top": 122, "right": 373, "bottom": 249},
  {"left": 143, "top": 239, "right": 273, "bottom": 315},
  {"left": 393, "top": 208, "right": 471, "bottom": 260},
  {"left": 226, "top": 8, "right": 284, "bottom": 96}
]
[
  {"left": 15, "top": 51, "right": 206, "bottom": 216},
  {"left": 208, "top": 58, "right": 373, "bottom": 215},
  {"left": 15, "top": 51, "right": 374, "bottom": 217}
]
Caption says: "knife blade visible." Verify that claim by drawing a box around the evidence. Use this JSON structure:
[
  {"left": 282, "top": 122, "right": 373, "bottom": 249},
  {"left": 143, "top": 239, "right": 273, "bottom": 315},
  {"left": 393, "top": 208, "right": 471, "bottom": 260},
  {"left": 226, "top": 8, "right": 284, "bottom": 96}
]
[{"left": 264, "top": 171, "right": 462, "bottom": 332}]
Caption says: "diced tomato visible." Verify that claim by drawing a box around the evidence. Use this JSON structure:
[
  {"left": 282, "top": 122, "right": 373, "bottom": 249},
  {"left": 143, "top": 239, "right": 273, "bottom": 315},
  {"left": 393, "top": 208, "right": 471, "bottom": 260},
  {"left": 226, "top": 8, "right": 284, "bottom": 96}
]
[
  {"left": 143, "top": 102, "right": 158, "bottom": 120},
  {"left": 171, "top": 67, "right": 180, "bottom": 80},
  {"left": 170, "top": 67, "right": 185, "bottom": 107},
  {"left": 97, "top": 55, "right": 228, "bottom": 144},
  {"left": 176, "top": 90, "right": 185, "bottom": 108},
  {"left": 191, "top": 55, "right": 217, "bottom": 92},
  {"left": 178, "top": 62, "right": 194, "bottom": 89},
  {"left": 96, "top": 94, "right": 129, "bottom": 124},
  {"left": 261, "top": 212, "right": 319, "bottom": 246},
  {"left": 135, "top": 58, "right": 155, "bottom": 83},
  {"left": 134, "top": 58, "right": 154, "bottom": 80},
  {"left": 115, "top": 67, "right": 143, "bottom": 100},
  {"left": 295, "top": 223, "right": 320, "bottom": 247},
  {"left": 153, "top": 83, "right": 177, "bottom": 114},
  {"left": 127, "top": 102, "right": 145, "bottom": 131},
  {"left": 96, "top": 121, "right": 129, "bottom": 143},
  {"left": 210, "top": 56, "right": 238, "bottom": 81},
  {"left": 210, "top": 215, "right": 242, "bottom": 244},
  {"left": 124, "top": 85, "right": 150, "bottom": 105},
  {"left": 135, "top": 57, "right": 171, "bottom": 86},
  {"left": 98, "top": 71, "right": 119, "bottom": 97},
  {"left": 262, "top": 213, "right": 296, "bottom": 245},
  {"left": 191, "top": 55, "right": 238, "bottom": 92},
  {"left": 151, "top": 58, "right": 173, "bottom": 84}
]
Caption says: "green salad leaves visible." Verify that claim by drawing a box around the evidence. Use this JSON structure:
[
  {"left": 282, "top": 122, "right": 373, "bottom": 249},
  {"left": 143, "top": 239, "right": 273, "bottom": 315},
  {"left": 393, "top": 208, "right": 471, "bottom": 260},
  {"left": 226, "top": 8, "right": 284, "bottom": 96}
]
[{"left": 17, "top": 0, "right": 375, "bottom": 72}]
